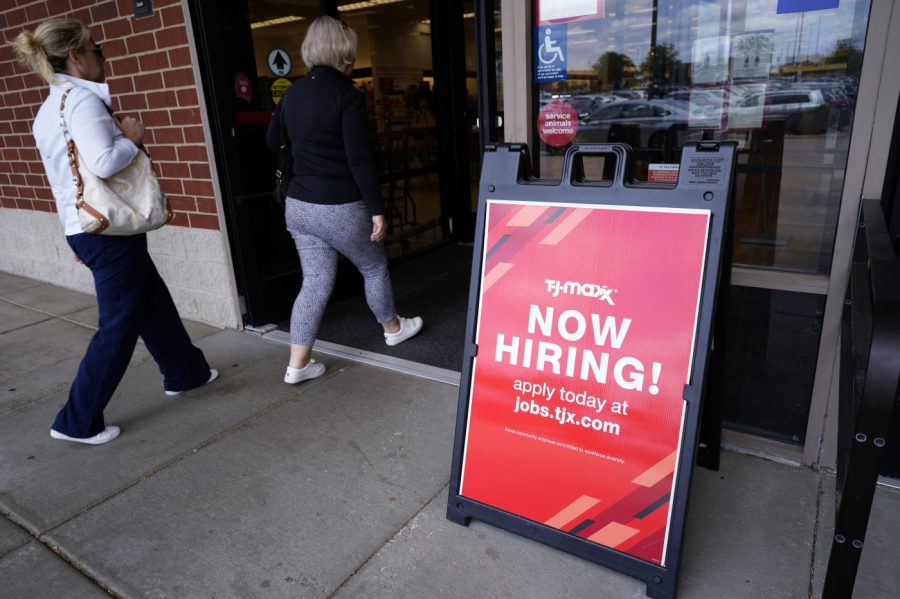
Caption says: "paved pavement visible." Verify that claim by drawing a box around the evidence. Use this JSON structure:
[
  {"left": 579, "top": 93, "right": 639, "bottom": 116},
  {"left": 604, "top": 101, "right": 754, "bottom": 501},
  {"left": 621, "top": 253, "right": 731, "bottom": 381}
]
[{"left": 1, "top": 270, "right": 898, "bottom": 598}]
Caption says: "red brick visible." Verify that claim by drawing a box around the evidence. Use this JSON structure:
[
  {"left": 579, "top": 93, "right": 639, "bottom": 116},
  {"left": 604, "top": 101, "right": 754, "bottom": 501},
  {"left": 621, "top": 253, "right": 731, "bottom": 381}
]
[
  {"left": 188, "top": 212, "right": 219, "bottom": 230},
  {"left": 108, "top": 76, "right": 134, "bottom": 96},
  {"left": 159, "top": 177, "right": 183, "bottom": 195},
  {"left": 160, "top": 5, "right": 185, "bottom": 26},
  {"left": 142, "top": 109, "right": 170, "bottom": 127},
  {"left": 195, "top": 195, "right": 217, "bottom": 213},
  {"left": 182, "top": 126, "right": 205, "bottom": 143},
  {"left": 36, "top": 186, "right": 54, "bottom": 201},
  {"left": 147, "top": 89, "right": 177, "bottom": 108},
  {"left": 109, "top": 56, "right": 138, "bottom": 78},
  {"left": 18, "top": 148, "right": 37, "bottom": 161},
  {"left": 154, "top": 0, "right": 183, "bottom": 7},
  {"left": 133, "top": 72, "right": 163, "bottom": 92},
  {"left": 139, "top": 50, "right": 170, "bottom": 72},
  {"left": 0, "top": 197, "right": 15, "bottom": 208},
  {"left": 102, "top": 38, "right": 127, "bottom": 59},
  {"left": 21, "top": 88, "right": 41, "bottom": 104},
  {"left": 13, "top": 106, "right": 32, "bottom": 120},
  {"left": 6, "top": 9, "right": 27, "bottom": 28},
  {"left": 0, "top": 122, "right": 11, "bottom": 135},
  {"left": 163, "top": 67, "right": 194, "bottom": 89},
  {"left": 71, "top": 0, "right": 99, "bottom": 8},
  {"left": 9, "top": 173, "right": 25, "bottom": 185},
  {"left": 10, "top": 119, "right": 28, "bottom": 133},
  {"left": 159, "top": 161, "right": 189, "bottom": 178},
  {"left": 148, "top": 144, "right": 176, "bottom": 161},
  {"left": 24, "top": 3, "right": 50, "bottom": 23},
  {"left": 118, "top": 92, "right": 147, "bottom": 111},
  {"left": 168, "top": 46, "right": 191, "bottom": 68},
  {"left": 154, "top": 26, "right": 188, "bottom": 49},
  {"left": 182, "top": 179, "right": 213, "bottom": 197},
  {"left": 130, "top": 11, "right": 162, "bottom": 33},
  {"left": 33, "top": 199, "right": 55, "bottom": 212},
  {"left": 102, "top": 18, "right": 133, "bottom": 40},
  {"left": 69, "top": 8, "right": 92, "bottom": 25},
  {"left": 175, "top": 88, "right": 198, "bottom": 107},
  {"left": 169, "top": 107, "right": 198, "bottom": 126},
  {"left": 90, "top": 1, "right": 120, "bottom": 23},
  {"left": 15, "top": 198, "right": 34, "bottom": 210},
  {"left": 190, "top": 162, "right": 211, "bottom": 180},
  {"left": 153, "top": 127, "right": 183, "bottom": 144},
  {"left": 176, "top": 145, "right": 206, "bottom": 162},
  {"left": 167, "top": 211, "right": 189, "bottom": 227},
  {"left": 46, "top": 0, "right": 73, "bottom": 17},
  {"left": 126, "top": 32, "right": 157, "bottom": 55},
  {"left": 166, "top": 194, "right": 195, "bottom": 211}
]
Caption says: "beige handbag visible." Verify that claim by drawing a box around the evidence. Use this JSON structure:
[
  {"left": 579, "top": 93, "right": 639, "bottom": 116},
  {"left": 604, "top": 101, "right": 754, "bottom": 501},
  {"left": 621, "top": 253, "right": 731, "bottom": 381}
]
[{"left": 60, "top": 89, "right": 173, "bottom": 235}]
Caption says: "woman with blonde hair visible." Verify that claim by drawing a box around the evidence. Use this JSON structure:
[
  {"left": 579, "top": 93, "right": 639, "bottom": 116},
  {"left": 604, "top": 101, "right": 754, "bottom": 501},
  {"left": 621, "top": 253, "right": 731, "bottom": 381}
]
[
  {"left": 267, "top": 15, "right": 423, "bottom": 385},
  {"left": 13, "top": 18, "right": 217, "bottom": 445}
]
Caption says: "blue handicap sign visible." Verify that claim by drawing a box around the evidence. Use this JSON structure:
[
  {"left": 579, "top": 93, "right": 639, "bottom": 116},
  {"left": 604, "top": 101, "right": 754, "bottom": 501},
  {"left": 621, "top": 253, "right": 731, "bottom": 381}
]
[
  {"left": 535, "top": 24, "right": 567, "bottom": 83},
  {"left": 776, "top": 0, "right": 840, "bottom": 14}
]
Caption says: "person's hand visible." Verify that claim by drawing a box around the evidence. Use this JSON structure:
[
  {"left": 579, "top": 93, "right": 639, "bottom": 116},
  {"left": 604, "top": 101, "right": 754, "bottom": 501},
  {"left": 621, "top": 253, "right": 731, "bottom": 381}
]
[
  {"left": 117, "top": 116, "right": 145, "bottom": 147},
  {"left": 371, "top": 214, "right": 386, "bottom": 242}
]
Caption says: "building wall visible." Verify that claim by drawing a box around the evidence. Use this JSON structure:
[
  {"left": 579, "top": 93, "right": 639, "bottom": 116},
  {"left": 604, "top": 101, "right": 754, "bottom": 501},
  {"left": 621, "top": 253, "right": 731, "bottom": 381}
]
[{"left": 0, "top": 0, "right": 241, "bottom": 328}]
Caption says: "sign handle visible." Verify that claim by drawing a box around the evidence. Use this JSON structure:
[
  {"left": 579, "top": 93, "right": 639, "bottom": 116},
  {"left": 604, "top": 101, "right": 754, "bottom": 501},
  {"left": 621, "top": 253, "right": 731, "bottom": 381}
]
[{"left": 560, "top": 143, "right": 629, "bottom": 188}]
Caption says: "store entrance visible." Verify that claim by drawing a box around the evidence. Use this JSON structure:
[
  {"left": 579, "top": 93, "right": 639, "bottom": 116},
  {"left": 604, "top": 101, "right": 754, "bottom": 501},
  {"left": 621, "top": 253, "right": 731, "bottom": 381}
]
[{"left": 189, "top": 0, "right": 481, "bottom": 328}]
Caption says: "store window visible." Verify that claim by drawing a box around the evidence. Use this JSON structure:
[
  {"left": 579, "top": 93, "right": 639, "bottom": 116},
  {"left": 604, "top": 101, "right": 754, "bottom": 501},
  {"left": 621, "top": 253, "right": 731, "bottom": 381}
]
[
  {"left": 530, "top": 0, "right": 871, "bottom": 444},
  {"left": 533, "top": 0, "right": 869, "bottom": 274}
]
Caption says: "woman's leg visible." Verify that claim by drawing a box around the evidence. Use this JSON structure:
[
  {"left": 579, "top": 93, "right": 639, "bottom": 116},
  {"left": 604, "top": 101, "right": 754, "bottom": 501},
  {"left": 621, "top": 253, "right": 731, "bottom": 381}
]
[
  {"left": 53, "top": 235, "right": 146, "bottom": 438},
  {"left": 319, "top": 202, "right": 397, "bottom": 325},
  {"left": 137, "top": 248, "right": 212, "bottom": 393},
  {"left": 286, "top": 200, "right": 339, "bottom": 366}
]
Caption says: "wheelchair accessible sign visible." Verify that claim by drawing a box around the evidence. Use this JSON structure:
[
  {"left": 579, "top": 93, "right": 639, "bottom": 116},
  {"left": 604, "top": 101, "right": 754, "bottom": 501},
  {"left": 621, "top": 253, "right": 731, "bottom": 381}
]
[{"left": 535, "top": 24, "right": 567, "bottom": 82}]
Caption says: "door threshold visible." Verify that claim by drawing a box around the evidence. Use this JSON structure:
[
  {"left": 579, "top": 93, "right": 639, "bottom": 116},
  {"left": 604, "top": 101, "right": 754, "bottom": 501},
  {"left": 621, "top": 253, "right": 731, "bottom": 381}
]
[{"left": 261, "top": 329, "right": 461, "bottom": 386}]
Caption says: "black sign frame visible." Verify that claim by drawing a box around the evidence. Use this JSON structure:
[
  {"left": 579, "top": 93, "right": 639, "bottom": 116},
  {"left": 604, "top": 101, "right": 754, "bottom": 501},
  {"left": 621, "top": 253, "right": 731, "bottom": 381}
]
[{"left": 447, "top": 142, "right": 737, "bottom": 599}]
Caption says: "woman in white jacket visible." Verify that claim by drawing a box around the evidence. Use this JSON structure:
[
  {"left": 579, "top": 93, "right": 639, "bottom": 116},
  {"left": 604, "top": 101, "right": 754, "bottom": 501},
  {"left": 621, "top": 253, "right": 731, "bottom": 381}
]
[{"left": 13, "top": 18, "right": 217, "bottom": 445}]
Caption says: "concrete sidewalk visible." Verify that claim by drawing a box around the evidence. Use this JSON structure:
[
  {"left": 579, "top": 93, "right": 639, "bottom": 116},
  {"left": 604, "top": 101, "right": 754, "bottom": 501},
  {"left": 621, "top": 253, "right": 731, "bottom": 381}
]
[{"left": 1, "top": 270, "right": 897, "bottom": 599}]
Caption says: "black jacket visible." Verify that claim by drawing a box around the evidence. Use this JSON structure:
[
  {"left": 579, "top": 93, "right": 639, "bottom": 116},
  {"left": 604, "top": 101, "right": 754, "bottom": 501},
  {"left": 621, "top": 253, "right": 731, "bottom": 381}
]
[{"left": 267, "top": 65, "right": 383, "bottom": 215}]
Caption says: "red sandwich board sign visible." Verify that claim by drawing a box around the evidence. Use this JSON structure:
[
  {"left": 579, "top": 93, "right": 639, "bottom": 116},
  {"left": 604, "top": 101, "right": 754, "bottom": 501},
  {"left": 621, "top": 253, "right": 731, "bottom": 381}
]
[{"left": 448, "top": 142, "right": 736, "bottom": 599}]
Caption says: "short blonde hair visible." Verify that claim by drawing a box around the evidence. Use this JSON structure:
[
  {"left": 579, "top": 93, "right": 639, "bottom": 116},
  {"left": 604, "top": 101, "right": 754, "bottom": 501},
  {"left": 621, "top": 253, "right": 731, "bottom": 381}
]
[
  {"left": 11, "top": 18, "right": 92, "bottom": 84},
  {"left": 301, "top": 15, "right": 357, "bottom": 70}
]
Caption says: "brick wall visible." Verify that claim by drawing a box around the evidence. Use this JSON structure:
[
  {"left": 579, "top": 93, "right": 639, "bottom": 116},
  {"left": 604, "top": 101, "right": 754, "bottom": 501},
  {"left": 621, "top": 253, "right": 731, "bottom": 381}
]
[{"left": 0, "top": 0, "right": 219, "bottom": 230}]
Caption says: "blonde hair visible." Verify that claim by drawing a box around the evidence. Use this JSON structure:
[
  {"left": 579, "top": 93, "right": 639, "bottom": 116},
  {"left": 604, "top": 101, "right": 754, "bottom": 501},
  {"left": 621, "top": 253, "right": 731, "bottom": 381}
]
[
  {"left": 301, "top": 15, "right": 357, "bottom": 70},
  {"left": 11, "top": 18, "right": 91, "bottom": 84}
]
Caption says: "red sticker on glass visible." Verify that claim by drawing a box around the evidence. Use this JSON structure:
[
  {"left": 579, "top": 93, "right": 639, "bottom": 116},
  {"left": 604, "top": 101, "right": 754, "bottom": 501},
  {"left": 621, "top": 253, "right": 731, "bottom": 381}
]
[{"left": 537, "top": 100, "right": 579, "bottom": 147}]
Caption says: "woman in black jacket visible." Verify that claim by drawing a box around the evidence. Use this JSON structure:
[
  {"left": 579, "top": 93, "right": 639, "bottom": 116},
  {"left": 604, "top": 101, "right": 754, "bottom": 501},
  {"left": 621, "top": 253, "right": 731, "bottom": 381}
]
[{"left": 267, "top": 16, "right": 423, "bottom": 385}]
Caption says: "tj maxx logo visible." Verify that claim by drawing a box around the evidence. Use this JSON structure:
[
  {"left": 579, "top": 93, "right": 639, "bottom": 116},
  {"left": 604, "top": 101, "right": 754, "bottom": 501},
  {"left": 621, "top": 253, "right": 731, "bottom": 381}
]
[{"left": 544, "top": 280, "right": 616, "bottom": 305}]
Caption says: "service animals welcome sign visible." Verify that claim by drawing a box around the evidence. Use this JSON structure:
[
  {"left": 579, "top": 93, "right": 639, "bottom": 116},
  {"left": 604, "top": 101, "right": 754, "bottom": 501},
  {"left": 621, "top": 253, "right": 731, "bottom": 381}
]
[{"left": 458, "top": 199, "right": 711, "bottom": 565}]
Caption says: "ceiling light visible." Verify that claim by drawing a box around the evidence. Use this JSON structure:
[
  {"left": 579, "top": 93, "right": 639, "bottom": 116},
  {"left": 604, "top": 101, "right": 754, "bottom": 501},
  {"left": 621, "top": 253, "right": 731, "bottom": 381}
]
[
  {"left": 339, "top": 0, "right": 405, "bottom": 12},
  {"left": 251, "top": 16, "right": 305, "bottom": 29}
]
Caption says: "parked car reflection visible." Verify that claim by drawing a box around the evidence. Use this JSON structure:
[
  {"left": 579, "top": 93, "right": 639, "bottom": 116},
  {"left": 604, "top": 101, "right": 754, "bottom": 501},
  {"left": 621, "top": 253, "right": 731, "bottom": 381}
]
[
  {"left": 575, "top": 99, "right": 690, "bottom": 148},
  {"left": 729, "top": 88, "right": 829, "bottom": 134}
]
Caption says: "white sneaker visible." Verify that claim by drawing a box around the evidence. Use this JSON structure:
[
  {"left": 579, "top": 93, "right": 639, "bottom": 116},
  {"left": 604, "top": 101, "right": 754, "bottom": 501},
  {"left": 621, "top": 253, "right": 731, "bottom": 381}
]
[
  {"left": 384, "top": 316, "right": 424, "bottom": 346},
  {"left": 165, "top": 368, "right": 219, "bottom": 397},
  {"left": 284, "top": 360, "right": 326, "bottom": 384},
  {"left": 50, "top": 425, "right": 120, "bottom": 445}
]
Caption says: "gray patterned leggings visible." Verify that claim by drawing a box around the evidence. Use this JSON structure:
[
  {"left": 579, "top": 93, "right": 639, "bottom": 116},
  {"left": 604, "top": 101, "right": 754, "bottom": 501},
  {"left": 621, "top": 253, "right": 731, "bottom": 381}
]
[{"left": 285, "top": 199, "right": 396, "bottom": 346}]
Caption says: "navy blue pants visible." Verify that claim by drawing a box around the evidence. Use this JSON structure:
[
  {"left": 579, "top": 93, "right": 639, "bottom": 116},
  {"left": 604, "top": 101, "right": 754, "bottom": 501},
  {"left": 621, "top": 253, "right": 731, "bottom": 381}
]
[{"left": 53, "top": 233, "right": 210, "bottom": 438}]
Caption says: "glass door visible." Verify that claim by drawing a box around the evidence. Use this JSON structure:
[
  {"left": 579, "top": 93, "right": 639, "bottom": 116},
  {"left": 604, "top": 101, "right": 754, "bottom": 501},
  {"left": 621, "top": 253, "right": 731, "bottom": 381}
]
[{"left": 191, "top": 0, "right": 483, "bottom": 326}]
